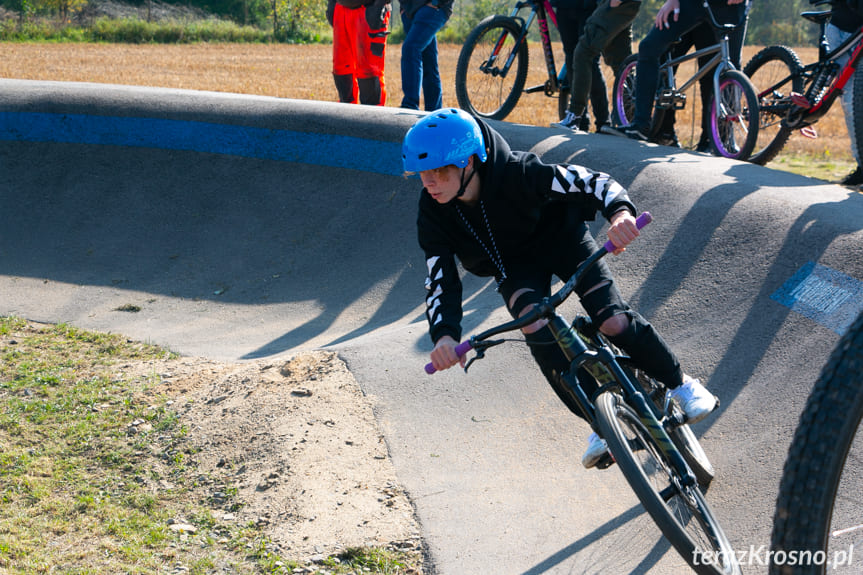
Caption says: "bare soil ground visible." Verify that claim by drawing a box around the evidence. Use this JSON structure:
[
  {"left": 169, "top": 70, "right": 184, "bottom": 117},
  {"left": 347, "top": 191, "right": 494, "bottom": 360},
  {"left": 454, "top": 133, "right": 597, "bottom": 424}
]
[{"left": 129, "top": 350, "right": 424, "bottom": 568}]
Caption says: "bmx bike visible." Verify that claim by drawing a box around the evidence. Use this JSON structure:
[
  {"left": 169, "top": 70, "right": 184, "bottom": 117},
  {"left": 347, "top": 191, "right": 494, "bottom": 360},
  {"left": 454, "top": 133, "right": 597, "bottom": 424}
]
[{"left": 426, "top": 213, "right": 740, "bottom": 575}]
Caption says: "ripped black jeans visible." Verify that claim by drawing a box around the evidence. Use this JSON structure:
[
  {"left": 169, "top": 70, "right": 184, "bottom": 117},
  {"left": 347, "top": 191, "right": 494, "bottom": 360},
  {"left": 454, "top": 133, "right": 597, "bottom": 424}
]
[{"left": 496, "top": 221, "right": 683, "bottom": 419}]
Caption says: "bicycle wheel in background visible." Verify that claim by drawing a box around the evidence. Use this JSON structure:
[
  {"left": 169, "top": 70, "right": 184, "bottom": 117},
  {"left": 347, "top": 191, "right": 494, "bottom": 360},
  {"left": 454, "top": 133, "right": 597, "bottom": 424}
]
[
  {"left": 455, "top": 15, "right": 529, "bottom": 120},
  {"left": 595, "top": 392, "right": 740, "bottom": 575},
  {"left": 770, "top": 311, "right": 863, "bottom": 575},
  {"left": 743, "top": 45, "right": 804, "bottom": 165},
  {"left": 612, "top": 53, "right": 638, "bottom": 128},
  {"left": 708, "top": 69, "right": 759, "bottom": 161}
]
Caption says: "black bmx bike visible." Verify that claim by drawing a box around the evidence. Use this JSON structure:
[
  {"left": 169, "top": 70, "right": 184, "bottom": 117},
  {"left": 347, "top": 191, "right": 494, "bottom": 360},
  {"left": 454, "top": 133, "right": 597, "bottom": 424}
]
[
  {"left": 770, "top": 309, "right": 863, "bottom": 575},
  {"left": 612, "top": 0, "right": 758, "bottom": 160},
  {"left": 426, "top": 213, "right": 740, "bottom": 575},
  {"left": 743, "top": 0, "right": 863, "bottom": 166}
]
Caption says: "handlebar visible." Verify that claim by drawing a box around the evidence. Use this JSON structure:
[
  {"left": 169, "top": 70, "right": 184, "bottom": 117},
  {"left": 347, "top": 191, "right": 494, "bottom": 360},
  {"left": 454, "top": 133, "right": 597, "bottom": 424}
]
[{"left": 424, "top": 212, "right": 652, "bottom": 374}]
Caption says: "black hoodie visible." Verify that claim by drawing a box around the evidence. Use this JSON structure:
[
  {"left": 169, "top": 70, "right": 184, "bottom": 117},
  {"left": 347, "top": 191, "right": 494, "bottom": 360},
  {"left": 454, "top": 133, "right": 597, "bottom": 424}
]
[{"left": 416, "top": 118, "right": 636, "bottom": 344}]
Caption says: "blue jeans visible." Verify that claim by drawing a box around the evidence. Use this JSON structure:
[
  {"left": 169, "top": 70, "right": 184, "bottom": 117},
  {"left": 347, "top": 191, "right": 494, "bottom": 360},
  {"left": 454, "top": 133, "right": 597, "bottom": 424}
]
[
  {"left": 400, "top": 5, "right": 448, "bottom": 110},
  {"left": 632, "top": 1, "right": 745, "bottom": 131},
  {"left": 827, "top": 23, "right": 860, "bottom": 163}
]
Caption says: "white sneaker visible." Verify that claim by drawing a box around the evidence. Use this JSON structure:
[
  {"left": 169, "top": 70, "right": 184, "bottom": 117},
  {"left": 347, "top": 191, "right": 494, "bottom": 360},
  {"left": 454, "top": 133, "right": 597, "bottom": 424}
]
[
  {"left": 582, "top": 431, "right": 609, "bottom": 469},
  {"left": 551, "top": 111, "right": 586, "bottom": 132},
  {"left": 668, "top": 376, "right": 717, "bottom": 424}
]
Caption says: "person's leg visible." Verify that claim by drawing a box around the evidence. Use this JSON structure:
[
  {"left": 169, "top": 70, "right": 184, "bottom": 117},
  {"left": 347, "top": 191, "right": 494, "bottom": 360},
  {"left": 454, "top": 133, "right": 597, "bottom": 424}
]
[
  {"left": 420, "top": 35, "right": 442, "bottom": 110},
  {"left": 498, "top": 272, "right": 597, "bottom": 420},
  {"left": 569, "top": 0, "right": 638, "bottom": 117},
  {"left": 827, "top": 23, "right": 862, "bottom": 182},
  {"left": 631, "top": 6, "right": 705, "bottom": 132},
  {"left": 332, "top": 4, "right": 358, "bottom": 104},
  {"left": 589, "top": 54, "right": 609, "bottom": 129},
  {"left": 399, "top": 5, "right": 446, "bottom": 110},
  {"left": 356, "top": 4, "right": 388, "bottom": 105}
]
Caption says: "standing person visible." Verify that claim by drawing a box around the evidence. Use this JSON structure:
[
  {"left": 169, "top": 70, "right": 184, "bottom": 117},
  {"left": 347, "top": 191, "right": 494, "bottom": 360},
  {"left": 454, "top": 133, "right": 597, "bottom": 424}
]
[
  {"left": 398, "top": 0, "right": 453, "bottom": 110},
  {"left": 404, "top": 108, "right": 717, "bottom": 468},
  {"left": 327, "top": 0, "right": 392, "bottom": 105},
  {"left": 553, "top": 0, "right": 609, "bottom": 132},
  {"left": 826, "top": 0, "right": 863, "bottom": 186},
  {"left": 621, "top": 0, "right": 748, "bottom": 141},
  {"left": 552, "top": 0, "right": 642, "bottom": 133}
]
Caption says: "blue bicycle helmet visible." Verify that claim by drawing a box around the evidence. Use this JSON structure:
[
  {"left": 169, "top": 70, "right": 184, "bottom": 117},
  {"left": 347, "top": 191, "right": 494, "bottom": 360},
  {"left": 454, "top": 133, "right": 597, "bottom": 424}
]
[{"left": 402, "top": 108, "right": 488, "bottom": 173}]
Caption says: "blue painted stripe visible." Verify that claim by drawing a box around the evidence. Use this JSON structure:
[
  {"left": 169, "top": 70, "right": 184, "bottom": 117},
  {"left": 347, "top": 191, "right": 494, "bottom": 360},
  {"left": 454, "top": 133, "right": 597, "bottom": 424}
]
[
  {"left": 0, "top": 111, "right": 404, "bottom": 176},
  {"left": 771, "top": 261, "right": 863, "bottom": 335}
]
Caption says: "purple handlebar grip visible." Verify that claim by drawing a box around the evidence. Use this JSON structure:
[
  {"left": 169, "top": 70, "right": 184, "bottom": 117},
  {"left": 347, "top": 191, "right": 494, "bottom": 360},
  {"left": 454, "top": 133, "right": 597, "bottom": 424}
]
[
  {"left": 424, "top": 340, "right": 474, "bottom": 374},
  {"left": 603, "top": 211, "right": 653, "bottom": 252}
]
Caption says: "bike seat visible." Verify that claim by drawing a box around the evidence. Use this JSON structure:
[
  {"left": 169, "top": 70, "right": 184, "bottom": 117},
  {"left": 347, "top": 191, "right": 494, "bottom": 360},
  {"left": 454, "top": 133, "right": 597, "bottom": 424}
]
[{"left": 801, "top": 10, "right": 832, "bottom": 25}]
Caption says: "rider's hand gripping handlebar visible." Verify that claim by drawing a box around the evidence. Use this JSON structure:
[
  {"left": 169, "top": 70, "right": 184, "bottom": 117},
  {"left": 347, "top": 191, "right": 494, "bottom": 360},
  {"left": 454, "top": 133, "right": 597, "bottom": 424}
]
[{"left": 424, "top": 212, "right": 652, "bottom": 375}]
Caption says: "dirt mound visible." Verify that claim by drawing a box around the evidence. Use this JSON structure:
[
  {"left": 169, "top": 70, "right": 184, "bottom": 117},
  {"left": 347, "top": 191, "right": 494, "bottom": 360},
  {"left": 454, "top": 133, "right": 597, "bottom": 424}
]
[{"left": 134, "top": 350, "right": 423, "bottom": 564}]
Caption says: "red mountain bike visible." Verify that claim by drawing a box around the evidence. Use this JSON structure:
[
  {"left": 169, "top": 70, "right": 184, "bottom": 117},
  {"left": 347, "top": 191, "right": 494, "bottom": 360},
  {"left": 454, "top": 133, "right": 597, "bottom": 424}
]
[{"left": 743, "top": 0, "right": 863, "bottom": 165}]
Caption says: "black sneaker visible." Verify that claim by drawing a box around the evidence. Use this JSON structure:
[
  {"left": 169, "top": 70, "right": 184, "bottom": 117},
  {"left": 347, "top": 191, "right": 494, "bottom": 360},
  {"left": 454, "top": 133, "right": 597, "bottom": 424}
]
[
  {"left": 551, "top": 111, "right": 586, "bottom": 133},
  {"left": 695, "top": 137, "right": 714, "bottom": 154},
  {"left": 623, "top": 126, "right": 649, "bottom": 141},
  {"left": 840, "top": 166, "right": 863, "bottom": 186},
  {"left": 652, "top": 132, "right": 680, "bottom": 147}
]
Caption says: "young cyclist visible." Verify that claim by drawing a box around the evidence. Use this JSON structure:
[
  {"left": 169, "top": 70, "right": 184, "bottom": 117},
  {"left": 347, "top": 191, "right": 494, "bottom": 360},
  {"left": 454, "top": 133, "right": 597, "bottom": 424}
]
[{"left": 403, "top": 108, "right": 718, "bottom": 468}]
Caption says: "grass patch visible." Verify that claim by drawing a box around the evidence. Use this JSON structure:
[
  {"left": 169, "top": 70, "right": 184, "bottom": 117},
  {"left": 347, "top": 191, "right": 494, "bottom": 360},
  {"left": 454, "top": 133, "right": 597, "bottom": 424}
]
[
  {"left": 766, "top": 152, "right": 857, "bottom": 184},
  {"left": 0, "top": 317, "right": 422, "bottom": 574}
]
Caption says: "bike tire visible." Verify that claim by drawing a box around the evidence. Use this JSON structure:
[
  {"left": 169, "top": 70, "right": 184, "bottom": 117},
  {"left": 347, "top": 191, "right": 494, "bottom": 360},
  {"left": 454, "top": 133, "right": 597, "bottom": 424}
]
[
  {"left": 742, "top": 45, "right": 804, "bottom": 166},
  {"left": 455, "top": 16, "right": 529, "bottom": 121},
  {"left": 770, "top": 311, "right": 863, "bottom": 575},
  {"left": 595, "top": 392, "right": 740, "bottom": 575},
  {"left": 623, "top": 362, "right": 716, "bottom": 488},
  {"left": 612, "top": 53, "right": 639, "bottom": 128},
  {"left": 708, "top": 69, "right": 759, "bottom": 161}
]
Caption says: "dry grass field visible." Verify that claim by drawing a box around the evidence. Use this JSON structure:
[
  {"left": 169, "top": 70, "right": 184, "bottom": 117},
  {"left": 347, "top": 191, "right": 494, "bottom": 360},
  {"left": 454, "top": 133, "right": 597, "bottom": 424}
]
[{"left": 0, "top": 41, "right": 855, "bottom": 181}]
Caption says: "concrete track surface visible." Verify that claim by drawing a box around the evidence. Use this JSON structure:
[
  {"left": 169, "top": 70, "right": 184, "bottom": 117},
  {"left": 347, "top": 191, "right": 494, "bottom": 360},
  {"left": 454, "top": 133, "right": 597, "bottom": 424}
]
[{"left": 3, "top": 79, "right": 863, "bottom": 574}]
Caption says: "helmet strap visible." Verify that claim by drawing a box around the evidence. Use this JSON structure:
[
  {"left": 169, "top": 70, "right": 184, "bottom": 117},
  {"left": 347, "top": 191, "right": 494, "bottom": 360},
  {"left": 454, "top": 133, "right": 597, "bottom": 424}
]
[{"left": 455, "top": 162, "right": 476, "bottom": 200}]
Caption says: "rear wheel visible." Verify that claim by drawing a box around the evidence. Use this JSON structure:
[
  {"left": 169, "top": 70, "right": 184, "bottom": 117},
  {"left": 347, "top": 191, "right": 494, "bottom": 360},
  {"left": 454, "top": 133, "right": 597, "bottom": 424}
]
[
  {"left": 742, "top": 45, "right": 803, "bottom": 165},
  {"left": 596, "top": 392, "right": 740, "bottom": 575},
  {"left": 708, "top": 70, "right": 759, "bottom": 161},
  {"left": 455, "top": 16, "right": 529, "bottom": 120}
]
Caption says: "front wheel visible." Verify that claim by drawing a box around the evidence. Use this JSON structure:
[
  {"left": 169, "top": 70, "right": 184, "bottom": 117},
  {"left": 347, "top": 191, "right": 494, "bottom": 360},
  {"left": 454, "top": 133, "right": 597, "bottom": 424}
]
[
  {"left": 742, "top": 45, "right": 804, "bottom": 165},
  {"left": 595, "top": 392, "right": 740, "bottom": 575},
  {"left": 708, "top": 69, "right": 759, "bottom": 161},
  {"left": 612, "top": 53, "right": 639, "bottom": 128},
  {"left": 455, "top": 16, "right": 529, "bottom": 120}
]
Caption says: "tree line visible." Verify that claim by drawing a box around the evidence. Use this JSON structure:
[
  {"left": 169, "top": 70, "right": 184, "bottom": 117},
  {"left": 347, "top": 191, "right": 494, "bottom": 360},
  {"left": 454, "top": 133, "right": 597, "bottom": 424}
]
[{"left": 0, "top": 0, "right": 829, "bottom": 45}]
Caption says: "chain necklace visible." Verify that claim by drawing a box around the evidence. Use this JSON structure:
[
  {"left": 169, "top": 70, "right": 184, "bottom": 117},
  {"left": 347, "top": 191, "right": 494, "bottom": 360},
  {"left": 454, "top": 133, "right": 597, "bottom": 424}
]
[{"left": 456, "top": 200, "right": 508, "bottom": 289}]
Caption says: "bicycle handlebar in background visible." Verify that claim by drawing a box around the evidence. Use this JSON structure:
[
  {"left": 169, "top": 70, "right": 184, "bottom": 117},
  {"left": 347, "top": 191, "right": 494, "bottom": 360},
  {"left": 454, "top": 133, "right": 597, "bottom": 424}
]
[{"left": 424, "top": 212, "right": 652, "bottom": 375}]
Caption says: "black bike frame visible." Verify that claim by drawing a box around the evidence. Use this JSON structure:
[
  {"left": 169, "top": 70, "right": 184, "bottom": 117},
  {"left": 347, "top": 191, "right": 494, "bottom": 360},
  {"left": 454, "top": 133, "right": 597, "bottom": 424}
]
[
  {"left": 500, "top": 0, "right": 565, "bottom": 95},
  {"left": 460, "top": 246, "right": 698, "bottom": 488}
]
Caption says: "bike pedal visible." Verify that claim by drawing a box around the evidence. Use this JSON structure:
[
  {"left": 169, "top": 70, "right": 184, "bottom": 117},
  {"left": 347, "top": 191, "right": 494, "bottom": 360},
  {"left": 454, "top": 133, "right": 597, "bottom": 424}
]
[
  {"left": 595, "top": 452, "right": 616, "bottom": 470},
  {"left": 790, "top": 92, "right": 812, "bottom": 109},
  {"left": 800, "top": 125, "right": 818, "bottom": 139}
]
